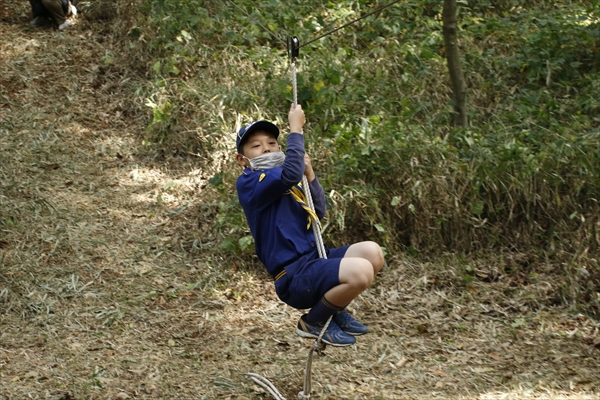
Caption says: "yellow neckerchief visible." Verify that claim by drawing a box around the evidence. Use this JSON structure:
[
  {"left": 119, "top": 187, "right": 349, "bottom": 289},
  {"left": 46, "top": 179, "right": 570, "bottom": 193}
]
[{"left": 289, "top": 183, "right": 319, "bottom": 230}]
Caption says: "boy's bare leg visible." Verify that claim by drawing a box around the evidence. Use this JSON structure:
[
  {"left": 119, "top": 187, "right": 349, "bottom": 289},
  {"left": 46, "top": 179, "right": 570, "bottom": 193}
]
[
  {"left": 344, "top": 241, "right": 385, "bottom": 274},
  {"left": 324, "top": 241, "right": 384, "bottom": 306},
  {"left": 324, "top": 257, "right": 374, "bottom": 306}
]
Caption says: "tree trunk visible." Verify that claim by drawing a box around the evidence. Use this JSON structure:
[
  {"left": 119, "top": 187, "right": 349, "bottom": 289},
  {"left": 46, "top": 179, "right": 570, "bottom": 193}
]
[{"left": 442, "top": 0, "right": 468, "bottom": 128}]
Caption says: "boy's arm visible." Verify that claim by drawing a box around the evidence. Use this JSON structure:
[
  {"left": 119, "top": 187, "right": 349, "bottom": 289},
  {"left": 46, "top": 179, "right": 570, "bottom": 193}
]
[
  {"left": 288, "top": 105, "right": 305, "bottom": 134},
  {"left": 281, "top": 105, "right": 306, "bottom": 186}
]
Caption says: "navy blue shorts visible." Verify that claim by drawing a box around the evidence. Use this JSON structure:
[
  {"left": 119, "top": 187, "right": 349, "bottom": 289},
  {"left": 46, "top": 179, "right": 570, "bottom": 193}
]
[{"left": 274, "top": 245, "right": 350, "bottom": 310}]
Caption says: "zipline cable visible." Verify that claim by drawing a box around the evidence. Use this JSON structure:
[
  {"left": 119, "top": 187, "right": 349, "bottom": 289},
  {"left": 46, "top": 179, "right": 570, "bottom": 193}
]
[
  {"left": 226, "top": 0, "right": 287, "bottom": 45},
  {"left": 226, "top": 0, "right": 403, "bottom": 49},
  {"left": 300, "top": 0, "right": 403, "bottom": 48}
]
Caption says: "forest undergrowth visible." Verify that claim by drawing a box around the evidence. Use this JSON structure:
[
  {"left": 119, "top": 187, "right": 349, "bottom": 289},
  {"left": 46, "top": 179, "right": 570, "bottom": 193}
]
[{"left": 1, "top": 1, "right": 599, "bottom": 399}]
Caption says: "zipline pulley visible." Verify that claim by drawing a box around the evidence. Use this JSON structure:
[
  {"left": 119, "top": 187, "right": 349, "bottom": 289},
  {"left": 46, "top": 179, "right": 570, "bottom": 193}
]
[{"left": 288, "top": 36, "right": 300, "bottom": 62}]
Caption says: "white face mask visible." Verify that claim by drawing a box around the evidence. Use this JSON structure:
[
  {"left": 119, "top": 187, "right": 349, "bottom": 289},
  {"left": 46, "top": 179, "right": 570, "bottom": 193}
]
[{"left": 244, "top": 152, "right": 285, "bottom": 171}]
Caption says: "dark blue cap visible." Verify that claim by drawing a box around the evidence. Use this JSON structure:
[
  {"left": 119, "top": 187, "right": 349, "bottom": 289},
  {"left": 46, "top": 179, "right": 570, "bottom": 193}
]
[{"left": 236, "top": 120, "right": 280, "bottom": 153}]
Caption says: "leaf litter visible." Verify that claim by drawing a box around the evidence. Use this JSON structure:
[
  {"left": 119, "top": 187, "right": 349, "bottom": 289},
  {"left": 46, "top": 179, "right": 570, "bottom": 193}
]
[{"left": 0, "top": 2, "right": 598, "bottom": 399}]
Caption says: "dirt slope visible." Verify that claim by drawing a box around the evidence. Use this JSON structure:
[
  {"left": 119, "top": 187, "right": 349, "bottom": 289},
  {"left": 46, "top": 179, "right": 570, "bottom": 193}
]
[{"left": 1, "top": 2, "right": 599, "bottom": 399}]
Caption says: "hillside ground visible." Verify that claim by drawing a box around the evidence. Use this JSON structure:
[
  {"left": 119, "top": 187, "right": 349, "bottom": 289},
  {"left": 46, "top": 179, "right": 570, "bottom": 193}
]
[{"left": 1, "top": 2, "right": 599, "bottom": 399}]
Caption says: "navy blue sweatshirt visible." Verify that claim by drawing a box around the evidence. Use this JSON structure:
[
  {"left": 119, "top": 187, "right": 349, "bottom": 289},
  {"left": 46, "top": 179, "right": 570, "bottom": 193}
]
[{"left": 236, "top": 132, "right": 326, "bottom": 276}]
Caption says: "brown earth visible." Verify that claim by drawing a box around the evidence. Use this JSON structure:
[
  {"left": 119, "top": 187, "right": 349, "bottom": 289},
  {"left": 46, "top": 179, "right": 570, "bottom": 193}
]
[{"left": 1, "top": 2, "right": 599, "bottom": 399}]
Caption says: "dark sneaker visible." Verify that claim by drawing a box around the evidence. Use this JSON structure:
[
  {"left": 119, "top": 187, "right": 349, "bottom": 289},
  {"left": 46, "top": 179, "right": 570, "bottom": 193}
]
[
  {"left": 295, "top": 315, "right": 356, "bottom": 347},
  {"left": 334, "top": 311, "right": 369, "bottom": 336}
]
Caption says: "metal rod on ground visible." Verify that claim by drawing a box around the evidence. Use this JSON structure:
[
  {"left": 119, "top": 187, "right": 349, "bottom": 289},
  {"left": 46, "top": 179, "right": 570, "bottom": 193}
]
[{"left": 245, "top": 373, "right": 287, "bottom": 400}]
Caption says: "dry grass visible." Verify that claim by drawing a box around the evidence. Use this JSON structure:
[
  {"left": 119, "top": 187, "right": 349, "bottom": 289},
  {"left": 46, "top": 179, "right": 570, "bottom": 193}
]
[{"left": 1, "top": 2, "right": 599, "bottom": 399}]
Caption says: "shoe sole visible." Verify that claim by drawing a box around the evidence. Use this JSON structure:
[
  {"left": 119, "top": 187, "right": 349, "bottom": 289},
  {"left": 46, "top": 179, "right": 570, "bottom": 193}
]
[
  {"left": 344, "top": 330, "right": 368, "bottom": 337},
  {"left": 295, "top": 328, "right": 355, "bottom": 347}
]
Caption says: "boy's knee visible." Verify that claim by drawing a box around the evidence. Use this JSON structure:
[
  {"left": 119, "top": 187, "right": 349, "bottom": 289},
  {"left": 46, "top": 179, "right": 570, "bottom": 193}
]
[
  {"left": 365, "top": 241, "right": 385, "bottom": 273},
  {"left": 355, "top": 261, "right": 375, "bottom": 289},
  {"left": 340, "top": 257, "right": 374, "bottom": 289}
]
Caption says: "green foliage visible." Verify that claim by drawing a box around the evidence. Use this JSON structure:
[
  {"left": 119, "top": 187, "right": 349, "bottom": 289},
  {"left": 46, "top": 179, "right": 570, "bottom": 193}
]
[
  {"left": 216, "top": 198, "right": 254, "bottom": 254},
  {"left": 129, "top": 0, "right": 599, "bottom": 306},
  {"left": 145, "top": 92, "right": 173, "bottom": 143}
]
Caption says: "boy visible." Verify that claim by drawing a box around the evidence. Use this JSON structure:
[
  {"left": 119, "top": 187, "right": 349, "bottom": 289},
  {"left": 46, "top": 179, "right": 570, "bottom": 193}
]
[{"left": 235, "top": 104, "right": 384, "bottom": 346}]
